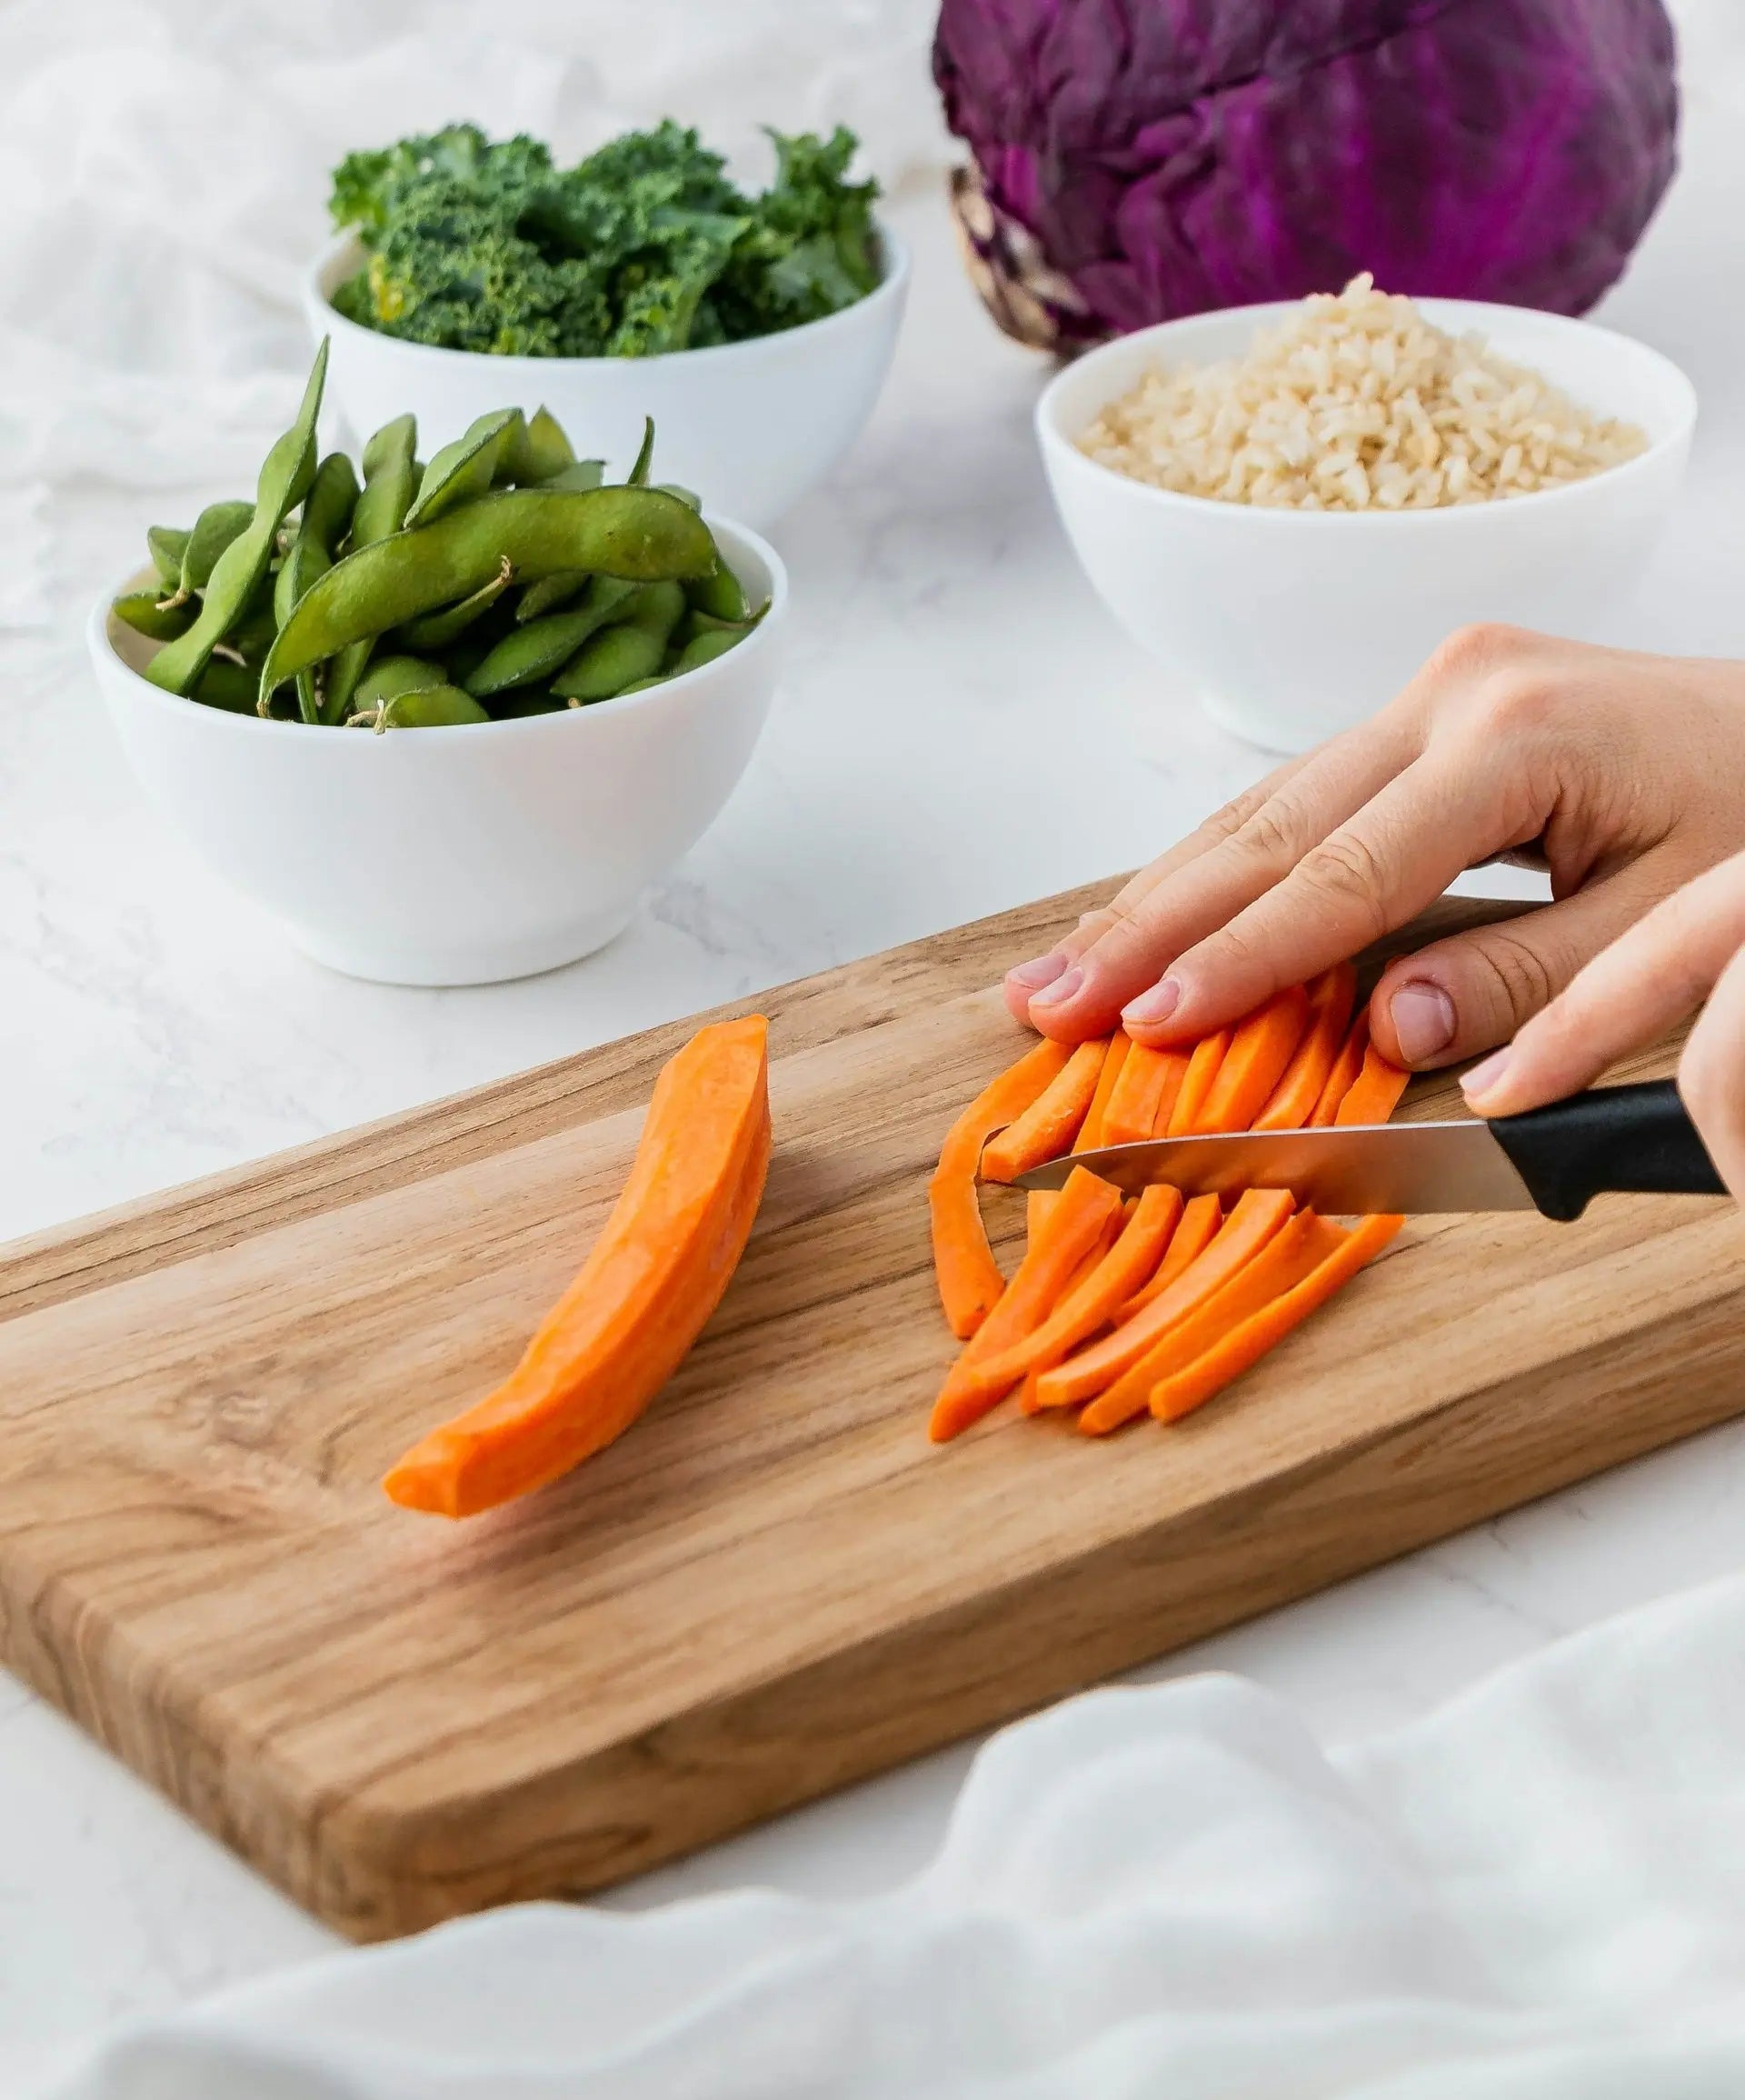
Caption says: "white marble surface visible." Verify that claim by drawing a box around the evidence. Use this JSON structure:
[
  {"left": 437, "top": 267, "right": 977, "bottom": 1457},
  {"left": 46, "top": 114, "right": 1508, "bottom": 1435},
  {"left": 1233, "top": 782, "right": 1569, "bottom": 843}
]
[{"left": 6, "top": 134, "right": 1745, "bottom": 2091}]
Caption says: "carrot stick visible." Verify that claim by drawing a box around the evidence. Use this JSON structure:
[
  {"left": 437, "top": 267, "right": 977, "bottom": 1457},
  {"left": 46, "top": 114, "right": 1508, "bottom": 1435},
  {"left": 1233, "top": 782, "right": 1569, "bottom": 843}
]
[
  {"left": 384, "top": 1016, "right": 772, "bottom": 1516},
  {"left": 1334, "top": 1038, "right": 1412, "bottom": 1125},
  {"left": 1194, "top": 985, "right": 1311, "bottom": 1134},
  {"left": 930, "top": 1167, "right": 1124, "bottom": 1441},
  {"left": 1030, "top": 1187, "right": 1296, "bottom": 1411},
  {"left": 1309, "top": 1009, "right": 1370, "bottom": 1126},
  {"left": 1254, "top": 965, "right": 1358, "bottom": 1131},
  {"left": 1074, "top": 1032, "right": 1132, "bottom": 1153},
  {"left": 982, "top": 1038, "right": 1111, "bottom": 1183},
  {"left": 1079, "top": 1211, "right": 1341, "bottom": 1435},
  {"left": 1026, "top": 1189, "right": 1058, "bottom": 1244},
  {"left": 1166, "top": 1027, "right": 1232, "bottom": 1135},
  {"left": 1148, "top": 1215, "right": 1403, "bottom": 1424},
  {"left": 946, "top": 1184, "right": 1184, "bottom": 1414},
  {"left": 930, "top": 1037, "right": 1072, "bottom": 1339},
  {"left": 1101, "top": 1041, "right": 1192, "bottom": 1148},
  {"left": 1116, "top": 1191, "right": 1222, "bottom": 1318}
]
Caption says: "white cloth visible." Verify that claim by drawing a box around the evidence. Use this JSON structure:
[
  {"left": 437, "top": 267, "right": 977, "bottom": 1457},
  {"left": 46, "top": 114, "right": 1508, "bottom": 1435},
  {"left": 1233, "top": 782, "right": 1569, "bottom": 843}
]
[{"left": 41, "top": 1566, "right": 1745, "bottom": 2098}]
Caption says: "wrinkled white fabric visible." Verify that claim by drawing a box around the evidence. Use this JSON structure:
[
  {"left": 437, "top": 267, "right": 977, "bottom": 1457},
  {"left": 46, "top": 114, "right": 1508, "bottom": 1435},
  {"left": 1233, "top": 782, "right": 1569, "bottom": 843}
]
[{"left": 40, "top": 1568, "right": 1745, "bottom": 2098}]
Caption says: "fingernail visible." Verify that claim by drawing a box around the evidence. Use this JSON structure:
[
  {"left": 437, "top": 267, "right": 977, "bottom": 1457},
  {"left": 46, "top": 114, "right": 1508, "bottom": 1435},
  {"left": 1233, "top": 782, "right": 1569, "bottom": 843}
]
[
  {"left": 1388, "top": 979, "right": 1457, "bottom": 1065},
  {"left": 1008, "top": 952, "right": 1069, "bottom": 992},
  {"left": 1461, "top": 1048, "right": 1512, "bottom": 1104},
  {"left": 1122, "top": 977, "right": 1182, "bottom": 1027},
  {"left": 1028, "top": 965, "right": 1084, "bottom": 1011}
]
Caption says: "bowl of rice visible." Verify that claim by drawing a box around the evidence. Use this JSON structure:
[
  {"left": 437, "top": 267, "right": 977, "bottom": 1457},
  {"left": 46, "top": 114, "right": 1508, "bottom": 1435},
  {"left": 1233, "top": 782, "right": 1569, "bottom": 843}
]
[{"left": 1036, "top": 276, "right": 1696, "bottom": 752}]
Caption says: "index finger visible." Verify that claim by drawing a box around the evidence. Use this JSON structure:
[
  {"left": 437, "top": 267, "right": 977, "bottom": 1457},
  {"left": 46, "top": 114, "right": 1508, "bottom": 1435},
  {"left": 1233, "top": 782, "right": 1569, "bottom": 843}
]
[{"left": 1125, "top": 738, "right": 1524, "bottom": 1044}]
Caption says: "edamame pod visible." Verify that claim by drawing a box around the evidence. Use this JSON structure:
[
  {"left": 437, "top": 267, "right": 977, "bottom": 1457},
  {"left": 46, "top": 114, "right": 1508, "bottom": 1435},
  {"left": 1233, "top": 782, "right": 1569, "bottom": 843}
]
[
  {"left": 465, "top": 576, "right": 643, "bottom": 695},
  {"left": 353, "top": 655, "right": 448, "bottom": 708},
  {"left": 146, "top": 525, "right": 191, "bottom": 589},
  {"left": 174, "top": 499, "right": 254, "bottom": 600},
  {"left": 393, "top": 557, "right": 515, "bottom": 649},
  {"left": 189, "top": 657, "right": 261, "bottom": 715},
  {"left": 540, "top": 460, "right": 605, "bottom": 495},
  {"left": 113, "top": 589, "right": 197, "bottom": 642},
  {"left": 615, "top": 579, "right": 687, "bottom": 642},
  {"left": 626, "top": 416, "right": 655, "bottom": 487},
  {"left": 503, "top": 406, "right": 575, "bottom": 485},
  {"left": 260, "top": 485, "right": 713, "bottom": 703},
  {"left": 323, "top": 412, "right": 418, "bottom": 725},
  {"left": 613, "top": 674, "right": 669, "bottom": 695},
  {"left": 687, "top": 555, "right": 748, "bottom": 624},
  {"left": 372, "top": 685, "right": 492, "bottom": 729},
  {"left": 404, "top": 409, "right": 521, "bottom": 527},
  {"left": 514, "top": 559, "right": 626, "bottom": 623},
  {"left": 669, "top": 625, "right": 747, "bottom": 676},
  {"left": 272, "top": 451, "right": 361, "bottom": 722},
  {"left": 550, "top": 622, "right": 664, "bottom": 702},
  {"left": 147, "top": 340, "right": 328, "bottom": 695}
]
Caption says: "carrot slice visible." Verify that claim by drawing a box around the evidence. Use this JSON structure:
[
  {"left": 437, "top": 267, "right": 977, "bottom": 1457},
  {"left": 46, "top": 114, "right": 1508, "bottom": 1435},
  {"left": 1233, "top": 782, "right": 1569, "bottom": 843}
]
[
  {"left": 945, "top": 1184, "right": 1184, "bottom": 1414},
  {"left": 1117, "top": 1190, "right": 1222, "bottom": 1318},
  {"left": 1309, "top": 1009, "right": 1370, "bottom": 1126},
  {"left": 930, "top": 1037, "right": 1072, "bottom": 1338},
  {"left": 1026, "top": 1188, "right": 1058, "bottom": 1243},
  {"left": 1255, "top": 965, "right": 1358, "bottom": 1131},
  {"left": 1334, "top": 1038, "right": 1412, "bottom": 1125},
  {"left": 1167, "top": 1027, "right": 1232, "bottom": 1135},
  {"left": 1079, "top": 1210, "right": 1341, "bottom": 1435},
  {"left": 1031, "top": 1187, "right": 1296, "bottom": 1411},
  {"left": 930, "top": 1167, "right": 1124, "bottom": 1442},
  {"left": 1102, "top": 1041, "right": 1192, "bottom": 1149},
  {"left": 1149, "top": 1215, "right": 1403, "bottom": 1424},
  {"left": 982, "top": 1038, "right": 1111, "bottom": 1183},
  {"left": 384, "top": 1016, "right": 771, "bottom": 1517},
  {"left": 1195, "top": 985, "right": 1311, "bottom": 1134},
  {"left": 1074, "top": 1032, "right": 1132, "bottom": 1153}
]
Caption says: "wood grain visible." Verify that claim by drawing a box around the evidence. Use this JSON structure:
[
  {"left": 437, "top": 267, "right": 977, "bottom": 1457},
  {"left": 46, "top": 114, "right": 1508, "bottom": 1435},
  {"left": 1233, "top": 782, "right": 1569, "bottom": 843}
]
[{"left": 2, "top": 882, "right": 1731, "bottom": 1942}]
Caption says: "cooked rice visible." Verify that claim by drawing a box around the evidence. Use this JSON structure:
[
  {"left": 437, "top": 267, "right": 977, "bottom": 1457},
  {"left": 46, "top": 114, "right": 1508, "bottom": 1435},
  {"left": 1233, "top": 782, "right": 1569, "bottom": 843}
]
[{"left": 1077, "top": 275, "right": 1648, "bottom": 511}]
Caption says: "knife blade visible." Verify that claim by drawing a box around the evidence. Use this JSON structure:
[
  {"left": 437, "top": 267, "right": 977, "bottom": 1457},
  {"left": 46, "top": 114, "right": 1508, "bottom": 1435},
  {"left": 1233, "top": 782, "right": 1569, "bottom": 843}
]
[{"left": 1006, "top": 1078, "right": 1727, "bottom": 1221}]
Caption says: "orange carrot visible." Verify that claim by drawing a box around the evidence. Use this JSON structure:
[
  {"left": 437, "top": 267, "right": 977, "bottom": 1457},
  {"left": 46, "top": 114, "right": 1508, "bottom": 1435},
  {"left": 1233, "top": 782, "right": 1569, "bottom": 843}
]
[
  {"left": 1030, "top": 1187, "right": 1296, "bottom": 1411},
  {"left": 1149, "top": 1215, "right": 1403, "bottom": 1424},
  {"left": 1167, "top": 1027, "right": 1232, "bottom": 1135},
  {"left": 1102, "top": 1041, "right": 1192, "bottom": 1148},
  {"left": 1195, "top": 985, "right": 1311, "bottom": 1134},
  {"left": 1079, "top": 1210, "right": 1341, "bottom": 1435},
  {"left": 931, "top": 1167, "right": 1124, "bottom": 1441},
  {"left": 946, "top": 1184, "right": 1184, "bottom": 1414},
  {"left": 1334, "top": 1038, "right": 1412, "bottom": 1125},
  {"left": 1255, "top": 965, "right": 1358, "bottom": 1131},
  {"left": 930, "top": 1038, "right": 1072, "bottom": 1338},
  {"left": 1309, "top": 1009, "right": 1370, "bottom": 1126},
  {"left": 1116, "top": 1191, "right": 1222, "bottom": 1319},
  {"left": 982, "top": 1038, "right": 1111, "bottom": 1183},
  {"left": 1074, "top": 1032, "right": 1132, "bottom": 1153},
  {"left": 384, "top": 1016, "right": 772, "bottom": 1517}
]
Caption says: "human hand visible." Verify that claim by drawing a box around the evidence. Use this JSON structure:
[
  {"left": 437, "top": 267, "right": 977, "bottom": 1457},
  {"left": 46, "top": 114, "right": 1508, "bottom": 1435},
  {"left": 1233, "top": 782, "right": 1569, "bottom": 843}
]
[
  {"left": 1003, "top": 625, "right": 1745, "bottom": 1072},
  {"left": 1461, "top": 847, "right": 1745, "bottom": 1202}
]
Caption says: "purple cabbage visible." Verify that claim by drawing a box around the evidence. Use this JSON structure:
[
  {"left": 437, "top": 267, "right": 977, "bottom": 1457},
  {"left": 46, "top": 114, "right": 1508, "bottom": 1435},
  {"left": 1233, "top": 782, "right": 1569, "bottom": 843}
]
[{"left": 934, "top": 0, "right": 1680, "bottom": 349}]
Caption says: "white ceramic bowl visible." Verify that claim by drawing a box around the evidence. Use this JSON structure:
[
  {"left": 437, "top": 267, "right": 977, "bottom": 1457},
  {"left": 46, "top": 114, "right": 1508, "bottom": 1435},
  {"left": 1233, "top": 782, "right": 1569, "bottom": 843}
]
[
  {"left": 303, "top": 228, "right": 909, "bottom": 531},
  {"left": 1037, "top": 301, "right": 1697, "bottom": 753},
  {"left": 89, "top": 520, "right": 786, "bottom": 985}
]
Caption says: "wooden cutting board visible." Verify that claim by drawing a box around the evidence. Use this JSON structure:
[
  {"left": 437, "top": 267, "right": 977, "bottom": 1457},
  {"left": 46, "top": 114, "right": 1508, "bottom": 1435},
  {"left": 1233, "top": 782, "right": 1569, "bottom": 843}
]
[{"left": 2, "top": 884, "right": 1740, "bottom": 1942}]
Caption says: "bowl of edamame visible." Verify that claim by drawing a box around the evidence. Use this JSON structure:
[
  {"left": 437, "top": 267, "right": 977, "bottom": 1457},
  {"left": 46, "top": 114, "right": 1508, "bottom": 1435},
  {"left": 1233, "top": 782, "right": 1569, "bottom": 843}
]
[
  {"left": 88, "top": 347, "right": 788, "bottom": 985},
  {"left": 303, "top": 123, "right": 910, "bottom": 530}
]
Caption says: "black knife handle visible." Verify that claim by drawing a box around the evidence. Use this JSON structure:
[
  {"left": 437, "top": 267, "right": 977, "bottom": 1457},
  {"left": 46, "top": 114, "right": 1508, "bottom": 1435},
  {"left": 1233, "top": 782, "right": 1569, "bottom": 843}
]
[{"left": 1490, "top": 1079, "right": 1726, "bottom": 1221}]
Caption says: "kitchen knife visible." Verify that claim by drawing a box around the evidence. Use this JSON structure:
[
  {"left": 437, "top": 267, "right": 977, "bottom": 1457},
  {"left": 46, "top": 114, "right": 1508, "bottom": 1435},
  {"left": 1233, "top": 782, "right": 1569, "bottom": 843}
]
[{"left": 1008, "top": 1078, "right": 1727, "bottom": 1221}]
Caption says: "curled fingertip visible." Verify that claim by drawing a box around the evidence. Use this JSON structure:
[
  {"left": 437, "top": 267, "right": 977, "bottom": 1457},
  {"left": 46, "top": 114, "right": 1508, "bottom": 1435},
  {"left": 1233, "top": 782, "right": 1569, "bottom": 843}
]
[
  {"left": 1460, "top": 1047, "right": 1513, "bottom": 1109},
  {"left": 1007, "top": 952, "right": 1069, "bottom": 994},
  {"left": 1122, "top": 976, "right": 1182, "bottom": 1029},
  {"left": 1027, "top": 965, "right": 1084, "bottom": 1013}
]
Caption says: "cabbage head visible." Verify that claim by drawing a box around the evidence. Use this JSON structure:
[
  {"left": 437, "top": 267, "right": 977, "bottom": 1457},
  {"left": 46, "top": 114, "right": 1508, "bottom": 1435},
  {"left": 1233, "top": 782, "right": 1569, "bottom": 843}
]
[{"left": 933, "top": 0, "right": 1679, "bottom": 348}]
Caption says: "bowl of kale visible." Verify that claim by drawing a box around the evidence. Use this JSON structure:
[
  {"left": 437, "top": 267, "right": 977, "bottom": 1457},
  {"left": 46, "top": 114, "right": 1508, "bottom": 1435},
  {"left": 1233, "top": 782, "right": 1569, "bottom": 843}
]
[{"left": 306, "top": 121, "right": 909, "bottom": 530}]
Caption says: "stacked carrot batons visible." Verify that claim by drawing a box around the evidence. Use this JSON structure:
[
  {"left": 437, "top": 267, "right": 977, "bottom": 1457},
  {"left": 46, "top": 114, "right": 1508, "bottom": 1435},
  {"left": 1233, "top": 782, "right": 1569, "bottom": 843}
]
[{"left": 927, "top": 965, "right": 1407, "bottom": 1443}]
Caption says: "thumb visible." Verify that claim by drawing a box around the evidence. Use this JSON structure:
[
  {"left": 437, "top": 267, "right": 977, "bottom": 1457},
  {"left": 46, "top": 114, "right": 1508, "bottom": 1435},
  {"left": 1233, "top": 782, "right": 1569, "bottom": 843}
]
[{"left": 1369, "top": 871, "right": 1678, "bottom": 1069}]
